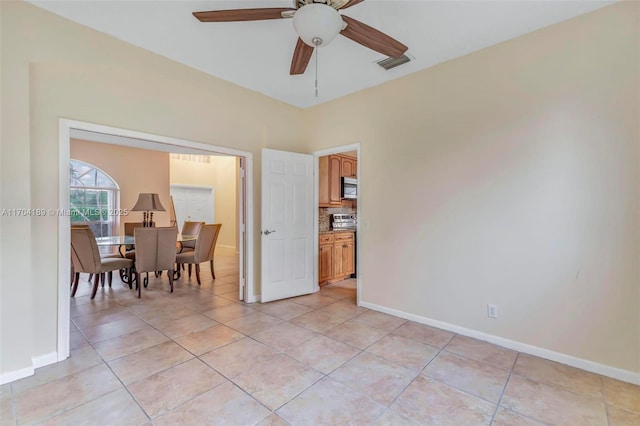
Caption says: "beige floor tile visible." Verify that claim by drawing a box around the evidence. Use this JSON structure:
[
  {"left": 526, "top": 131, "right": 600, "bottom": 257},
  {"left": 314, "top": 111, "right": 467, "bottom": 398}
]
[
  {"left": 200, "top": 337, "right": 280, "bottom": 378},
  {"left": 286, "top": 335, "right": 360, "bottom": 374},
  {"left": 212, "top": 283, "right": 238, "bottom": 295},
  {"left": 81, "top": 316, "right": 148, "bottom": 343},
  {"left": 174, "top": 324, "right": 244, "bottom": 355},
  {"left": 202, "top": 304, "right": 256, "bottom": 323},
  {"left": 353, "top": 310, "right": 407, "bottom": 332},
  {"left": 423, "top": 351, "right": 509, "bottom": 403},
  {"left": 366, "top": 334, "right": 439, "bottom": 371},
  {"left": 513, "top": 353, "right": 603, "bottom": 397},
  {"left": 324, "top": 319, "right": 388, "bottom": 350},
  {"left": 128, "top": 359, "right": 226, "bottom": 418},
  {"left": 14, "top": 364, "right": 122, "bottom": 425},
  {"left": 257, "top": 413, "right": 290, "bottom": 426},
  {"left": 0, "top": 396, "right": 15, "bottom": 426},
  {"left": 254, "top": 300, "right": 314, "bottom": 321},
  {"left": 290, "top": 310, "right": 346, "bottom": 333},
  {"left": 491, "top": 408, "right": 546, "bottom": 426},
  {"left": 70, "top": 298, "right": 121, "bottom": 317},
  {"left": 152, "top": 381, "right": 270, "bottom": 426},
  {"left": 108, "top": 341, "right": 193, "bottom": 385},
  {"left": 604, "top": 377, "right": 640, "bottom": 413},
  {"left": 152, "top": 313, "right": 218, "bottom": 339},
  {"left": 373, "top": 408, "right": 420, "bottom": 425},
  {"left": 277, "top": 377, "right": 385, "bottom": 425},
  {"left": 11, "top": 346, "right": 103, "bottom": 395},
  {"left": 392, "top": 321, "right": 455, "bottom": 348},
  {"left": 290, "top": 293, "right": 337, "bottom": 309},
  {"left": 330, "top": 352, "right": 417, "bottom": 405},
  {"left": 93, "top": 327, "right": 168, "bottom": 361},
  {"left": 608, "top": 406, "right": 640, "bottom": 426},
  {"left": 72, "top": 307, "right": 136, "bottom": 330},
  {"left": 135, "top": 304, "right": 196, "bottom": 326},
  {"left": 223, "top": 311, "right": 284, "bottom": 335},
  {"left": 444, "top": 335, "right": 517, "bottom": 371},
  {"left": 318, "top": 286, "right": 355, "bottom": 300},
  {"left": 190, "top": 295, "right": 237, "bottom": 312},
  {"left": 233, "top": 354, "right": 323, "bottom": 410},
  {"left": 319, "top": 300, "right": 368, "bottom": 320},
  {"left": 40, "top": 388, "right": 148, "bottom": 426},
  {"left": 252, "top": 322, "right": 317, "bottom": 352},
  {"left": 69, "top": 329, "right": 90, "bottom": 350},
  {"left": 391, "top": 375, "right": 495, "bottom": 426},
  {"left": 501, "top": 374, "right": 607, "bottom": 425}
]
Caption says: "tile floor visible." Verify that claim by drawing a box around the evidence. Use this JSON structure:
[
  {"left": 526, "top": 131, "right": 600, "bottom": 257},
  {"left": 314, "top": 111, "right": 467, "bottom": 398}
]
[{"left": 2, "top": 249, "right": 639, "bottom": 425}]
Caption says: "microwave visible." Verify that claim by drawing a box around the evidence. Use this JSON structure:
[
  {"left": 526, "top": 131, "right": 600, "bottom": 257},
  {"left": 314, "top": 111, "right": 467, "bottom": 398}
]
[{"left": 341, "top": 177, "right": 358, "bottom": 199}]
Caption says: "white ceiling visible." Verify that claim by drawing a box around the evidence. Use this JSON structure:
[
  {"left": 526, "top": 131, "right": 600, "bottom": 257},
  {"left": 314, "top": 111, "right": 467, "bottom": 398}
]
[{"left": 28, "top": 0, "right": 615, "bottom": 108}]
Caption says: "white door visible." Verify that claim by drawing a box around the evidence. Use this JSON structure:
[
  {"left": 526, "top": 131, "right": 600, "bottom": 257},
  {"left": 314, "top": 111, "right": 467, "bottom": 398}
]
[
  {"left": 261, "top": 149, "right": 314, "bottom": 302},
  {"left": 170, "top": 185, "right": 215, "bottom": 227}
]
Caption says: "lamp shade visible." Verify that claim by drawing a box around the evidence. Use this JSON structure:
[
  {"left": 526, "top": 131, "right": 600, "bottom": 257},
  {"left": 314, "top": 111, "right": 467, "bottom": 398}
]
[
  {"left": 293, "top": 4, "right": 343, "bottom": 47},
  {"left": 131, "top": 193, "right": 165, "bottom": 212}
]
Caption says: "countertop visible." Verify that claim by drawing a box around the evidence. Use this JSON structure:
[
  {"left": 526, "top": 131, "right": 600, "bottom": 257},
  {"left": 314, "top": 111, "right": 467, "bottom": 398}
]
[{"left": 319, "top": 229, "right": 356, "bottom": 234}]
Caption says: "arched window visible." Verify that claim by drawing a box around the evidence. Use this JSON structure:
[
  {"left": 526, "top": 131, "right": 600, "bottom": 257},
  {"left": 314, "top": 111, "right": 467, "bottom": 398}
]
[{"left": 69, "top": 160, "right": 120, "bottom": 238}]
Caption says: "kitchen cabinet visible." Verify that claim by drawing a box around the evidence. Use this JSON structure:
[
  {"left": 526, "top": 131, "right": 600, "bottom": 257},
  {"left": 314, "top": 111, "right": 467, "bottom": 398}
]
[
  {"left": 319, "top": 231, "right": 355, "bottom": 285},
  {"left": 319, "top": 234, "right": 334, "bottom": 284},
  {"left": 319, "top": 155, "right": 357, "bottom": 207},
  {"left": 341, "top": 156, "right": 357, "bottom": 178},
  {"left": 319, "top": 155, "right": 342, "bottom": 207}
]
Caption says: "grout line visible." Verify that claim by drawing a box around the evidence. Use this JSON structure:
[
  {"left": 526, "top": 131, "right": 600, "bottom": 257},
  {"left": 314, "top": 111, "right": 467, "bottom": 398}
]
[{"left": 488, "top": 351, "right": 519, "bottom": 425}]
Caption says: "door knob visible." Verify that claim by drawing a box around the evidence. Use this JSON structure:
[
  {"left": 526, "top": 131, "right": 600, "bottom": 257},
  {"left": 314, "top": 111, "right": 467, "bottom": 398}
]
[{"left": 263, "top": 230, "right": 276, "bottom": 235}]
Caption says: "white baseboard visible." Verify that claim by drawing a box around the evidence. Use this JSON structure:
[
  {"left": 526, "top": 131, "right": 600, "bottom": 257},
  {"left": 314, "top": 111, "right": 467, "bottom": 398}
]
[
  {"left": 246, "top": 293, "right": 260, "bottom": 304},
  {"left": 360, "top": 300, "right": 640, "bottom": 386},
  {"left": 32, "top": 351, "right": 59, "bottom": 369},
  {"left": 0, "top": 351, "right": 60, "bottom": 385},
  {"left": 0, "top": 365, "right": 34, "bottom": 385}
]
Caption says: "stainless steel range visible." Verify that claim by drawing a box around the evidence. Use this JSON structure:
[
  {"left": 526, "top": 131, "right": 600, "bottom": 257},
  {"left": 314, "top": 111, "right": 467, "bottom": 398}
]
[{"left": 331, "top": 213, "right": 357, "bottom": 231}]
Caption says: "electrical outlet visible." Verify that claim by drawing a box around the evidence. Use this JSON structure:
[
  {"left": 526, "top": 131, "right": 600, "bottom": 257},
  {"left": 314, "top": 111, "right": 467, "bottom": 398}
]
[{"left": 487, "top": 304, "right": 498, "bottom": 319}]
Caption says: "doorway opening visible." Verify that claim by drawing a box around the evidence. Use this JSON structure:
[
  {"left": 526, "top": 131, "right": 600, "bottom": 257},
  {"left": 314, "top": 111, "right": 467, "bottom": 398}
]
[
  {"left": 313, "top": 143, "right": 361, "bottom": 307},
  {"left": 57, "top": 119, "right": 254, "bottom": 361}
]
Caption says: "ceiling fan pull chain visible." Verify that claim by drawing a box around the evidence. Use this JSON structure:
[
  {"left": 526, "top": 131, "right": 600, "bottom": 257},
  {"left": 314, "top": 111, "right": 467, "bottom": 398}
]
[{"left": 315, "top": 47, "right": 319, "bottom": 98}]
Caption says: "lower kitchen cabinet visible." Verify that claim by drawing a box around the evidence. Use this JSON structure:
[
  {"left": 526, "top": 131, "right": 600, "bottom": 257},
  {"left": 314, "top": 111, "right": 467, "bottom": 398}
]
[{"left": 319, "top": 232, "right": 355, "bottom": 285}]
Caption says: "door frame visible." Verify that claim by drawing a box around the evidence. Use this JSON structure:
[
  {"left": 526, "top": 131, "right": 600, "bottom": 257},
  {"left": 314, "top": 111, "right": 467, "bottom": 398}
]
[
  {"left": 58, "top": 118, "right": 255, "bottom": 361},
  {"left": 312, "top": 143, "right": 361, "bottom": 306}
]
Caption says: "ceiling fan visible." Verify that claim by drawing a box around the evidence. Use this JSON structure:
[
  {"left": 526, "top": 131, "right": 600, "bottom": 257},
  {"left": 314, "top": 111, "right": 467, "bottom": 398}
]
[{"left": 193, "top": 0, "right": 408, "bottom": 75}]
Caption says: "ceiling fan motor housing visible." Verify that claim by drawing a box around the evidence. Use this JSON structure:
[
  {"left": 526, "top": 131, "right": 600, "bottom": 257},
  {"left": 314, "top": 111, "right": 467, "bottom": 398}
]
[{"left": 295, "top": 0, "right": 350, "bottom": 11}]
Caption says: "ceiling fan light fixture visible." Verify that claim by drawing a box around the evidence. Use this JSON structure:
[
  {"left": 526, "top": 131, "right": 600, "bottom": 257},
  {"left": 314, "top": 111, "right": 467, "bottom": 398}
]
[{"left": 293, "top": 4, "right": 343, "bottom": 47}]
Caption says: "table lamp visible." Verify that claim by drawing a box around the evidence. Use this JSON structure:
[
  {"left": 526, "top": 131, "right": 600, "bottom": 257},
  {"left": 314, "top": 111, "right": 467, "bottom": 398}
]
[{"left": 131, "top": 193, "right": 165, "bottom": 227}]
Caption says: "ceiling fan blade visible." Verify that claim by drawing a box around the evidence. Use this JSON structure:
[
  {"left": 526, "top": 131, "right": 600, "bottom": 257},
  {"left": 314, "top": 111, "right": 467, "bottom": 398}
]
[
  {"left": 193, "top": 8, "right": 295, "bottom": 22},
  {"left": 340, "top": 0, "right": 365, "bottom": 9},
  {"left": 290, "top": 38, "right": 315, "bottom": 75},
  {"left": 340, "top": 15, "right": 408, "bottom": 58}
]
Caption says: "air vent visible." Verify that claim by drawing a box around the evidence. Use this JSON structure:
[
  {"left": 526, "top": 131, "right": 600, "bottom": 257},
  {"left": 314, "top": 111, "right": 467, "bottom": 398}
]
[{"left": 376, "top": 54, "right": 411, "bottom": 70}]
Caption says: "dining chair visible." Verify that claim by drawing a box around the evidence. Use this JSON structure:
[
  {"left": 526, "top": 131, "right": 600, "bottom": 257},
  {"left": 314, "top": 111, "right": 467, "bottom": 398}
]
[
  {"left": 70, "top": 226, "right": 134, "bottom": 299},
  {"left": 134, "top": 226, "right": 178, "bottom": 297},
  {"left": 178, "top": 221, "right": 205, "bottom": 253},
  {"left": 176, "top": 223, "right": 221, "bottom": 285},
  {"left": 122, "top": 222, "right": 145, "bottom": 259}
]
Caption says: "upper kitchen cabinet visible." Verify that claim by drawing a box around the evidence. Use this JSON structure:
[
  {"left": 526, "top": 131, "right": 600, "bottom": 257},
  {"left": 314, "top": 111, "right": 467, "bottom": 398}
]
[
  {"left": 319, "top": 154, "right": 358, "bottom": 207},
  {"left": 341, "top": 156, "right": 357, "bottom": 178},
  {"left": 319, "top": 155, "right": 343, "bottom": 207}
]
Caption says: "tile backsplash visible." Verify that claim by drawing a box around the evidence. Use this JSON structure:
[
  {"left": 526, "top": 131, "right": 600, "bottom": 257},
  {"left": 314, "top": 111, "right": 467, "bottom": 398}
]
[{"left": 319, "top": 207, "right": 357, "bottom": 232}]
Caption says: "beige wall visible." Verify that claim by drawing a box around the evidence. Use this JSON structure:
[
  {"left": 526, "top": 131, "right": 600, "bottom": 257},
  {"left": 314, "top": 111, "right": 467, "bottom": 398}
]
[
  {"left": 304, "top": 2, "right": 639, "bottom": 373},
  {"left": 1, "top": 0, "right": 304, "bottom": 376},
  {"left": 1, "top": 0, "right": 638, "bottom": 381},
  {"left": 71, "top": 139, "right": 171, "bottom": 233},
  {"left": 169, "top": 155, "right": 238, "bottom": 250}
]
